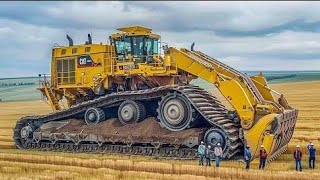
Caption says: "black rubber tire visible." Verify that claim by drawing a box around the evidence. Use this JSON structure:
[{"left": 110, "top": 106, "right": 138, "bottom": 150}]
[
  {"left": 84, "top": 107, "right": 105, "bottom": 125},
  {"left": 118, "top": 100, "right": 146, "bottom": 125}
]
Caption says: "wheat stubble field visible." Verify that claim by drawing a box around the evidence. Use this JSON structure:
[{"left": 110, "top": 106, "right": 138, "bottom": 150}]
[{"left": 0, "top": 81, "right": 319, "bottom": 180}]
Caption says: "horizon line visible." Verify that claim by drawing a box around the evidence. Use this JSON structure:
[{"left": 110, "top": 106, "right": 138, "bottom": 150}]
[{"left": 1, "top": 70, "right": 320, "bottom": 80}]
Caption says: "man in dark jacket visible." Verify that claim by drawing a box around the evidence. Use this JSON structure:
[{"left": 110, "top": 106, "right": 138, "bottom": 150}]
[
  {"left": 259, "top": 145, "right": 267, "bottom": 170},
  {"left": 294, "top": 145, "right": 303, "bottom": 171},
  {"left": 244, "top": 145, "right": 252, "bottom": 170},
  {"left": 309, "top": 143, "right": 316, "bottom": 169},
  {"left": 205, "top": 145, "right": 212, "bottom": 166}
]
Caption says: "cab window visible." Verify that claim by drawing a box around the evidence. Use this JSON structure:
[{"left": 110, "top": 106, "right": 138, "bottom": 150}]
[
  {"left": 145, "top": 38, "right": 158, "bottom": 62},
  {"left": 132, "top": 36, "right": 144, "bottom": 58},
  {"left": 153, "top": 39, "right": 158, "bottom": 54},
  {"left": 114, "top": 36, "right": 159, "bottom": 63},
  {"left": 115, "top": 37, "right": 132, "bottom": 55}
]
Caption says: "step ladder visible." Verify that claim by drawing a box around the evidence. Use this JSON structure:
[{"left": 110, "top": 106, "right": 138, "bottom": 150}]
[{"left": 43, "top": 79, "right": 61, "bottom": 112}]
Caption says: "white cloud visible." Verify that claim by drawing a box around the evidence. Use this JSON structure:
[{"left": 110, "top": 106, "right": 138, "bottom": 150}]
[
  {"left": 222, "top": 56, "right": 320, "bottom": 71},
  {"left": 1, "top": 1, "right": 320, "bottom": 78},
  {"left": 35, "top": 1, "right": 320, "bottom": 32},
  {"left": 160, "top": 30, "right": 320, "bottom": 56}
]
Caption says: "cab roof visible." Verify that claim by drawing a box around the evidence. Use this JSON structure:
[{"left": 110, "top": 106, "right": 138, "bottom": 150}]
[
  {"left": 117, "top": 26, "right": 152, "bottom": 34},
  {"left": 111, "top": 25, "right": 160, "bottom": 39}
]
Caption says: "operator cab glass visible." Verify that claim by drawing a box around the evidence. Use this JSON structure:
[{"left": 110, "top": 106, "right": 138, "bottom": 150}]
[{"left": 114, "top": 36, "right": 159, "bottom": 63}]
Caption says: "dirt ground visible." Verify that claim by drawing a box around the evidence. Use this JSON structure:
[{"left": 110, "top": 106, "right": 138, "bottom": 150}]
[{"left": 51, "top": 117, "right": 206, "bottom": 145}]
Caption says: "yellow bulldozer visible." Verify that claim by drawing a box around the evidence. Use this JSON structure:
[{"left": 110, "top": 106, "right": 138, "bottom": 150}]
[{"left": 13, "top": 26, "right": 298, "bottom": 161}]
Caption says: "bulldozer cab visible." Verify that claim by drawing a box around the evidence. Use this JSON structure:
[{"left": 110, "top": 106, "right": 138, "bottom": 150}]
[{"left": 112, "top": 26, "right": 160, "bottom": 63}]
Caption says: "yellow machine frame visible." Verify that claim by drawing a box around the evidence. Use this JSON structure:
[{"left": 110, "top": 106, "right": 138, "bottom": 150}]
[{"left": 39, "top": 26, "right": 297, "bottom": 160}]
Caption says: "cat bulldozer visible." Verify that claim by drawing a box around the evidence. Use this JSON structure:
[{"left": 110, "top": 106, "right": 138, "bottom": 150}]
[{"left": 13, "top": 26, "right": 298, "bottom": 161}]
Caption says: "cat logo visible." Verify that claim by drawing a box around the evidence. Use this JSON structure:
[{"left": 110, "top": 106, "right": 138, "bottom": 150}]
[
  {"left": 77, "top": 55, "right": 100, "bottom": 68},
  {"left": 79, "top": 57, "right": 89, "bottom": 65}
]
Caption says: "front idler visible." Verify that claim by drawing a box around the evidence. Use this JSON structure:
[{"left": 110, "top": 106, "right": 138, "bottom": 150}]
[{"left": 20, "top": 125, "right": 34, "bottom": 140}]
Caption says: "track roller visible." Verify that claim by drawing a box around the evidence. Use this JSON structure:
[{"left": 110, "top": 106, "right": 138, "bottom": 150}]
[
  {"left": 157, "top": 92, "right": 199, "bottom": 131},
  {"left": 84, "top": 107, "right": 105, "bottom": 125},
  {"left": 118, "top": 100, "right": 146, "bottom": 125}
]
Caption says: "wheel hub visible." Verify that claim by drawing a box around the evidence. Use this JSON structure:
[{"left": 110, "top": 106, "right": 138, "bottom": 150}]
[
  {"left": 21, "top": 125, "right": 33, "bottom": 139},
  {"left": 205, "top": 129, "right": 227, "bottom": 151},
  {"left": 121, "top": 104, "right": 135, "bottom": 122},
  {"left": 84, "top": 107, "right": 105, "bottom": 125},
  {"left": 88, "top": 113, "right": 96, "bottom": 122},
  {"left": 157, "top": 93, "right": 199, "bottom": 132},
  {"left": 163, "top": 99, "right": 185, "bottom": 125},
  {"left": 118, "top": 100, "right": 146, "bottom": 125}
]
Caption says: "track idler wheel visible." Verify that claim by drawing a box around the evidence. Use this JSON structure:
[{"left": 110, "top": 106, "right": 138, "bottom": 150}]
[
  {"left": 118, "top": 100, "right": 146, "bottom": 125},
  {"left": 204, "top": 128, "right": 228, "bottom": 153},
  {"left": 157, "top": 92, "right": 198, "bottom": 131},
  {"left": 84, "top": 107, "right": 105, "bottom": 125},
  {"left": 20, "top": 125, "right": 34, "bottom": 139}
]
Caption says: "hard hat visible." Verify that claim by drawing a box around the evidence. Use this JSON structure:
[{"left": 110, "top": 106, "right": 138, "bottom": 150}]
[
  {"left": 217, "top": 143, "right": 221, "bottom": 146},
  {"left": 208, "top": 145, "right": 211, "bottom": 148},
  {"left": 261, "top": 145, "right": 264, "bottom": 148},
  {"left": 311, "top": 143, "right": 314, "bottom": 146},
  {"left": 246, "top": 144, "right": 250, "bottom": 148},
  {"left": 201, "top": 141, "right": 204, "bottom": 144},
  {"left": 296, "top": 145, "right": 300, "bottom": 148}
]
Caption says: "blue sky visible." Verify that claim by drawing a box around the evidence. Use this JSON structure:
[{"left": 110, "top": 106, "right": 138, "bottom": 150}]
[{"left": 1, "top": 1, "right": 320, "bottom": 78}]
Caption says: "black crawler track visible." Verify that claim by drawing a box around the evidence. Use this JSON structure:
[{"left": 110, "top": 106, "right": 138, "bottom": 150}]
[{"left": 13, "top": 85, "right": 243, "bottom": 159}]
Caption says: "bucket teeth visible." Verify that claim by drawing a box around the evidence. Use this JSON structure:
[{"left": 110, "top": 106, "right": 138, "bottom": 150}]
[{"left": 266, "top": 109, "right": 298, "bottom": 163}]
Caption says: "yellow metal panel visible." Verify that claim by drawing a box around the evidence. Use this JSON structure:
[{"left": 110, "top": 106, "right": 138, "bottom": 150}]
[
  {"left": 251, "top": 75, "right": 276, "bottom": 102},
  {"left": 218, "top": 80, "right": 255, "bottom": 127},
  {"left": 52, "top": 44, "right": 114, "bottom": 89},
  {"left": 53, "top": 44, "right": 112, "bottom": 58},
  {"left": 111, "top": 26, "right": 160, "bottom": 39},
  {"left": 244, "top": 113, "right": 277, "bottom": 158},
  {"left": 169, "top": 48, "right": 217, "bottom": 83},
  {"left": 117, "top": 26, "right": 151, "bottom": 33},
  {"left": 168, "top": 47, "right": 256, "bottom": 124},
  {"left": 180, "top": 48, "right": 257, "bottom": 105}
]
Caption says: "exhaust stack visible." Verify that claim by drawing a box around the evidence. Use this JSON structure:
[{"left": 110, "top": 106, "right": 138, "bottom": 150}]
[
  {"left": 88, "top": 34, "right": 92, "bottom": 44},
  {"left": 66, "top": 35, "right": 73, "bottom": 46}
]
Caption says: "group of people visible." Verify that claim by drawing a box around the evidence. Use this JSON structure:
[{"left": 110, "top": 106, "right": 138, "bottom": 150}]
[
  {"left": 293, "top": 142, "right": 317, "bottom": 171},
  {"left": 198, "top": 141, "right": 317, "bottom": 171},
  {"left": 197, "top": 141, "right": 223, "bottom": 167},
  {"left": 244, "top": 144, "right": 268, "bottom": 170}
]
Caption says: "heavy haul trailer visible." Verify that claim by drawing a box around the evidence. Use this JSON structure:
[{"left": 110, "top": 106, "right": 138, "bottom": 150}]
[{"left": 14, "top": 26, "right": 298, "bottom": 161}]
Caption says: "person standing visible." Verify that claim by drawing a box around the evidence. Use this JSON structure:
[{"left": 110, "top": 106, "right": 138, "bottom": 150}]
[
  {"left": 309, "top": 143, "right": 316, "bottom": 169},
  {"left": 294, "top": 145, "right": 303, "bottom": 171},
  {"left": 198, "top": 141, "right": 205, "bottom": 166},
  {"left": 214, "top": 143, "right": 223, "bottom": 167},
  {"left": 259, "top": 145, "right": 268, "bottom": 170},
  {"left": 205, "top": 145, "right": 213, "bottom": 166},
  {"left": 244, "top": 145, "right": 252, "bottom": 170},
  {"left": 307, "top": 141, "right": 312, "bottom": 151}
]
